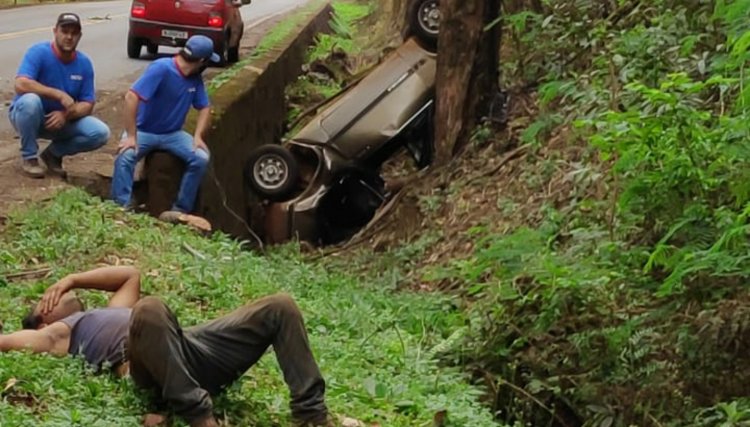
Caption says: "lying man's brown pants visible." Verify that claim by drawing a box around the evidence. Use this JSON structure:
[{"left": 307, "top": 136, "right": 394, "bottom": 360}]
[{"left": 127, "top": 293, "right": 327, "bottom": 424}]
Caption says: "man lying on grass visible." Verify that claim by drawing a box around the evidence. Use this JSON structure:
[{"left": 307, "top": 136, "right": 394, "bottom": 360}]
[{"left": 0, "top": 266, "right": 334, "bottom": 427}]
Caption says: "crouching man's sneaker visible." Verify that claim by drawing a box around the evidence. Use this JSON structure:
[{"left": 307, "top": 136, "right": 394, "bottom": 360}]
[
  {"left": 40, "top": 147, "right": 65, "bottom": 178},
  {"left": 20, "top": 158, "right": 44, "bottom": 179}
]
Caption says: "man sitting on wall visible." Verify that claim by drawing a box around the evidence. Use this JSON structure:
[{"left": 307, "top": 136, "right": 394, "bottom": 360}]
[{"left": 111, "top": 35, "right": 214, "bottom": 216}]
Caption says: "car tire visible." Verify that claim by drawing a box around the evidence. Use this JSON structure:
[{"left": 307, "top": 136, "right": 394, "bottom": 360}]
[
  {"left": 127, "top": 36, "right": 142, "bottom": 59},
  {"left": 146, "top": 43, "right": 158, "bottom": 56},
  {"left": 227, "top": 46, "right": 239, "bottom": 63},
  {"left": 245, "top": 145, "right": 299, "bottom": 201},
  {"left": 408, "top": 0, "right": 440, "bottom": 50},
  {"left": 227, "top": 24, "right": 243, "bottom": 63}
]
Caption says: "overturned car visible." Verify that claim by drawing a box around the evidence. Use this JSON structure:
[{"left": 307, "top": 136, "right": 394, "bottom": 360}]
[{"left": 244, "top": 1, "right": 440, "bottom": 245}]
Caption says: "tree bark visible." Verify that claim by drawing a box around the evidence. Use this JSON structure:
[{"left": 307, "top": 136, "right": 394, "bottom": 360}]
[{"left": 434, "top": 0, "right": 501, "bottom": 165}]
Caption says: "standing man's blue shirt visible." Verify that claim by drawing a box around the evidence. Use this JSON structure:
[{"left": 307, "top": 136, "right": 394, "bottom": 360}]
[
  {"left": 130, "top": 57, "right": 210, "bottom": 135},
  {"left": 13, "top": 42, "right": 96, "bottom": 114}
]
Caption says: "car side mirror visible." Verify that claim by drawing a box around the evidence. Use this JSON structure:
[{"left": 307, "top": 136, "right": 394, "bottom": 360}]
[{"left": 241, "top": 0, "right": 251, "bottom": 5}]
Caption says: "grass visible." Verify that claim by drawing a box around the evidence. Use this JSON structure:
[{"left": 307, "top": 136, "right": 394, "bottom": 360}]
[
  {"left": 0, "top": 189, "right": 498, "bottom": 427},
  {"left": 306, "top": 1, "right": 372, "bottom": 61}
]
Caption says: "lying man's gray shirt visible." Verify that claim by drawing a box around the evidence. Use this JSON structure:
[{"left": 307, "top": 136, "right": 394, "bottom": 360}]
[{"left": 60, "top": 307, "right": 132, "bottom": 371}]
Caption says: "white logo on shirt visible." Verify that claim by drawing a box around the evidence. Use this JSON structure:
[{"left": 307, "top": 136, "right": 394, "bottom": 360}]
[
  {"left": 70, "top": 74, "right": 83, "bottom": 81},
  {"left": 188, "top": 87, "right": 196, "bottom": 93}
]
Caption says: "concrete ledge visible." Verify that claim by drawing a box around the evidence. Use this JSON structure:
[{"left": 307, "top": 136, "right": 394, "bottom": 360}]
[{"left": 145, "top": 1, "right": 333, "bottom": 239}]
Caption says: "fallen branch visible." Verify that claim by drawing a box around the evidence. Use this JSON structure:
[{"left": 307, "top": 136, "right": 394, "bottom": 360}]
[
  {"left": 4, "top": 267, "right": 52, "bottom": 282},
  {"left": 495, "top": 377, "right": 574, "bottom": 427},
  {"left": 306, "top": 190, "right": 407, "bottom": 260},
  {"left": 465, "top": 144, "right": 529, "bottom": 186},
  {"left": 307, "top": 165, "right": 440, "bottom": 259},
  {"left": 181, "top": 243, "right": 207, "bottom": 260}
]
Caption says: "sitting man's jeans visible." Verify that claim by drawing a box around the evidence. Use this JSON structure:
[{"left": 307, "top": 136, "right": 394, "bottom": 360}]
[
  {"left": 128, "top": 294, "right": 328, "bottom": 424},
  {"left": 8, "top": 93, "right": 110, "bottom": 160},
  {"left": 111, "top": 130, "right": 209, "bottom": 213}
]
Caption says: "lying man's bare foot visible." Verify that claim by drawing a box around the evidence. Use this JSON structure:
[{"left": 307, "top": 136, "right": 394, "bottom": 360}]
[{"left": 142, "top": 413, "right": 168, "bottom": 427}]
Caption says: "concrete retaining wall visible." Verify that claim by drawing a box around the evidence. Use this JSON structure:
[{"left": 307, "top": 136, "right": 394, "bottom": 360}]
[{"left": 145, "top": 1, "right": 333, "bottom": 240}]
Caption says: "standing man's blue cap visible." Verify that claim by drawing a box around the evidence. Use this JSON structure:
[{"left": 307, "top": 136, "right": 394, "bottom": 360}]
[{"left": 183, "top": 35, "right": 221, "bottom": 63}]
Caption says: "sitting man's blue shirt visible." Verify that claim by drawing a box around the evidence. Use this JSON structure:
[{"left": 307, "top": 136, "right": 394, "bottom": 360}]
[
  {"left": 13, "top": 41, "right": 96, "bottom": 114},
  {"left": 130, "top": 57, "right": 210, "bottom": 135}
]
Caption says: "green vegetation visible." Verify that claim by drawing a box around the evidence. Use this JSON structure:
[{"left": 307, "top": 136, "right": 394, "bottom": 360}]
[
  {"left": 0, "top": 190, "right": 496, "bottom": 427},
  {"left": 306, "top": 1, "right": 372, "bottom": 61},
  {"left": 352, "top": 0, "right": 750, "bottom": 426},
  {"left": 7, "top": 0, "right": 750, "bottom": 426}
]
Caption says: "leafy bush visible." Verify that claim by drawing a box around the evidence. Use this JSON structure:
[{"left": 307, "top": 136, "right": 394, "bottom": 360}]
[{"left": 424, "top": 0, "right": 750, "bottom": 425}]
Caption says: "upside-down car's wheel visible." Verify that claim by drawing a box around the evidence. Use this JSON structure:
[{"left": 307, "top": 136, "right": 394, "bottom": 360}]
[
  {"left": 408, "top": 0, "right": 440, "bottom": 50},
  {"left": 245, "top": 145, "right": 299, "bottom": 201}
]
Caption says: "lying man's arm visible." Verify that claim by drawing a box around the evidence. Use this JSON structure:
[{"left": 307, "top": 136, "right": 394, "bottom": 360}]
[
  {"left": 0, "top": 323, "right": 69, "bottom": 355},
  {"left": 40, "top": 266, "right": 141, "bottom": 315}
]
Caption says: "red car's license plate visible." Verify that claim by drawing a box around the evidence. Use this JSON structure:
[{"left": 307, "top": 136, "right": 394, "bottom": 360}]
[{"left": 161, "top": 29, "right": 188, "bottom": 39}]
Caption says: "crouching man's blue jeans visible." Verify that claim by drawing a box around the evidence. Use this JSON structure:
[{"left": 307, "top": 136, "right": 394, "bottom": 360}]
[
  {"left": 111, "top": 130, "right": 209, "bottom": 213},
  {"left": 8, "top": 93, "right": 110, "bottom": 160}
]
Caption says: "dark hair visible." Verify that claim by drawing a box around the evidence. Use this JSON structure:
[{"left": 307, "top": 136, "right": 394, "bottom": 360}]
[
  {"left": 178, "top": 50, "right": 203, "bottom": 64},
  {"left": 21, "top": 306, "right": 42, "bottom": 330},
  {"left": 20, "top": 297, "right": 85, "bottom": 330}
]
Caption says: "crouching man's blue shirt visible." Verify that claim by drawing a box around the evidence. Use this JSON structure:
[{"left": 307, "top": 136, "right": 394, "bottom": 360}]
[{"left": 13, "top": 42, "right": 96, "bottom": 114}]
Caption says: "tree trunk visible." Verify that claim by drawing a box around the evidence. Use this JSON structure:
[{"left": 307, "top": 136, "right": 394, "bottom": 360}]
[{"left": 434, "top": 0, "right": 501, "bottom": 165}]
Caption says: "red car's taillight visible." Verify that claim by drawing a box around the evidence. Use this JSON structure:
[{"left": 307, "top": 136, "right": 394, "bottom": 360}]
[
  {"left": 131, "top": 2, "right": 146, "bottom": 18},
  {"left": 208, "top": 13, "right": 223, "bottom": 27}
]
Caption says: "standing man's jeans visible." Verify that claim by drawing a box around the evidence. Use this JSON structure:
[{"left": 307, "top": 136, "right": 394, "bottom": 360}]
[
  {"left": 111, "top": 130, "right": 209, "bottom": 213},
  {"left": 128, "top": 294, "right": 328, "bottom": 425},
  {"left": 8, "top": 93, "right": 110, "bottom": 160}
]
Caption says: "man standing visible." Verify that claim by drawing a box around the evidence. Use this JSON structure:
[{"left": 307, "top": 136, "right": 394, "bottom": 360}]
[
  {"left": 9, "top": 13, "right": 111, "bottom": 178},
  {"left": 1, "top": 266, "right": 335, "bottom": 427},
  {"left": 111, "top": 35, "right": 215, "bottom": 214}
]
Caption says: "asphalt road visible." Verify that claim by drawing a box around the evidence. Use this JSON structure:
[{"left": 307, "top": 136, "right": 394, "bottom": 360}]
[{"left": 0, "top": 0, "right": 310, "bottom": 94}]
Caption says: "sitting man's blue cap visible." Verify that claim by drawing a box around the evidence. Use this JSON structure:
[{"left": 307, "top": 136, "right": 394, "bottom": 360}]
[{"left": 183, "top": 35, "right": 221, "bottom": 63}]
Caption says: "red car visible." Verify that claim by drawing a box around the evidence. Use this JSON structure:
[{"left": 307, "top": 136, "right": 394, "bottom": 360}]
[{"left": 127, "top": 0, "right": 250, "bottom": 63}]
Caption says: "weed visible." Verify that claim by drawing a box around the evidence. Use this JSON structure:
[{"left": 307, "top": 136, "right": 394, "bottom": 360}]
[{"left": 307, "top": 2, "right": 372, "bottom": 61}]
